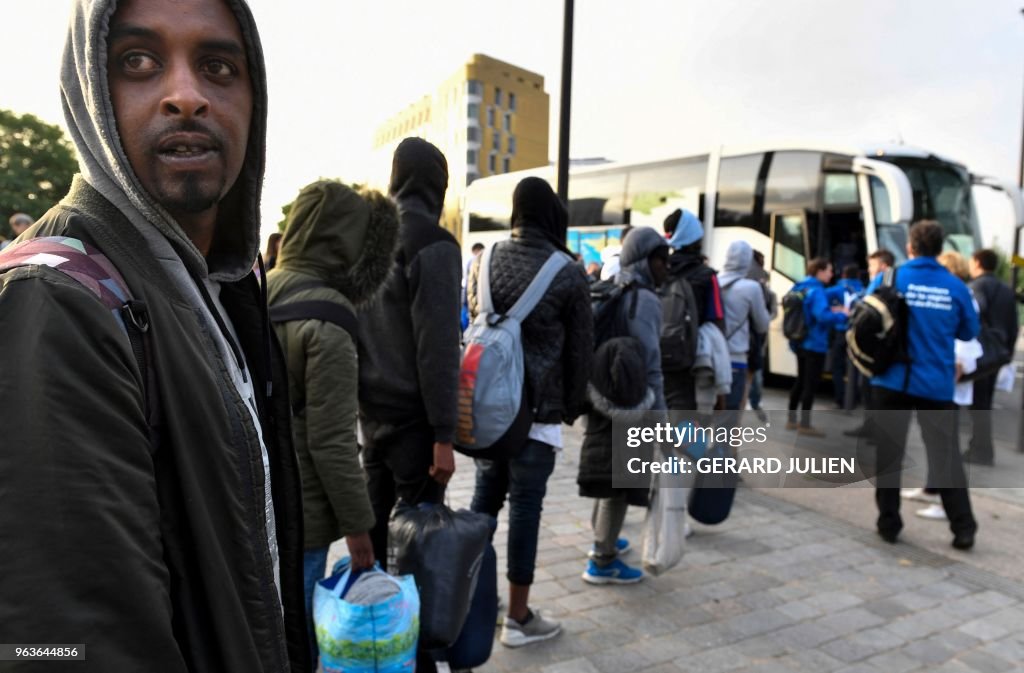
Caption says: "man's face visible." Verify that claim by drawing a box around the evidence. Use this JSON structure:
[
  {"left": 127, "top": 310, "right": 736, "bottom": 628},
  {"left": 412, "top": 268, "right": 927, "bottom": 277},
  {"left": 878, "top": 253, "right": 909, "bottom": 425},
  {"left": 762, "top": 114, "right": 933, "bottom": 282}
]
[
  {"left": 817, "top": 264, "right": 833, "bottom": 284},
  {"left": 649, "top": 249, "right": 670, "bottom": 287},
  {"left": 969, "top": 257, "right": 983, "bottom": 279},
  {"left": 868, "top": 258, "right": 884, "bottom": 278},
  {"left": 107, "top": 0, "right": 252, "bottom": 220}
]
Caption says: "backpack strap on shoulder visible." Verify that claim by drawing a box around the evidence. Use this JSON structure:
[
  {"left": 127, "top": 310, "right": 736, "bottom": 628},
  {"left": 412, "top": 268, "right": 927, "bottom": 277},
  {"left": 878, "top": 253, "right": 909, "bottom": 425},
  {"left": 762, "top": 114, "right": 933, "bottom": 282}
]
[
  {"left": 505, "top": 251, "right": 572, "bottom": 323},
  {"left": 478, "top": 242, "right": 498, "bottom": 316},
  {"left": 268, "top": 279, "right": 358, "bottom": 342},
  {"left": 0, "top": 236, "right": 158, "bottom": 443}
]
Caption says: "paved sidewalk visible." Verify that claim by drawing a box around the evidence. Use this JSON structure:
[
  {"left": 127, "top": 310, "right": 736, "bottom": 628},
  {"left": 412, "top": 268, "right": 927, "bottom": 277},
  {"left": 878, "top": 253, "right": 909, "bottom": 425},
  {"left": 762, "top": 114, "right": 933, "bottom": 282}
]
[{"left": 434, "top": 426, "right": 1024, "bottom": 673}]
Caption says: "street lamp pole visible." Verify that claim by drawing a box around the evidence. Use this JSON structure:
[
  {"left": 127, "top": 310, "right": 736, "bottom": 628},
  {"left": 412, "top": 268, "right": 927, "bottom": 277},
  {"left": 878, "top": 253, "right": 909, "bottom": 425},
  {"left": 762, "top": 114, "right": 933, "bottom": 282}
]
[
  {"left": 556, "top": 0, "right": 574, "bottom": 202},
  {"left": 1019, "top": 9, "right": 1024, "bottom": 190}
]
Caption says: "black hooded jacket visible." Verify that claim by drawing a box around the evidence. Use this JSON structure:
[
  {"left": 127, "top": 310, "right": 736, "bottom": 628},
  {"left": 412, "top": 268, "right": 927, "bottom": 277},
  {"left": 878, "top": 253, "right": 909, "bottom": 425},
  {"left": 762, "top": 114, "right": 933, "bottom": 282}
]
[
  {"left": 358, "top": 138, "right": 462, "bottom": 445},
  {"left": 667, "top": 247, "right": 721, "bottom": 327},
  {"left": 468, "top": 178, "right": 594, "bottom": 425}
]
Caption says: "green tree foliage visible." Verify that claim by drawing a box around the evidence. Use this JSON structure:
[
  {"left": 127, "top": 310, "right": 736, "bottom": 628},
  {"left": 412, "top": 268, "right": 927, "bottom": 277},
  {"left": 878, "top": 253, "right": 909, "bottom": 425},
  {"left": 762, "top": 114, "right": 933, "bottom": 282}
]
[{"left": 0, "top": 109, "right": 77, "bottom": 239}]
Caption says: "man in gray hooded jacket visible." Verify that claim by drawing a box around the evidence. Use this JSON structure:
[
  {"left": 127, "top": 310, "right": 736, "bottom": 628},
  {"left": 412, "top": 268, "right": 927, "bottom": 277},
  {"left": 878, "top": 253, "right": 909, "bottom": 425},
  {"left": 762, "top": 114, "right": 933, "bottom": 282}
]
[
  {"left": 717, "top": 240, "right": 771, "bottom": 410},
  {"left": 0, "top": 1, "right": 309, "bottom": 671}
]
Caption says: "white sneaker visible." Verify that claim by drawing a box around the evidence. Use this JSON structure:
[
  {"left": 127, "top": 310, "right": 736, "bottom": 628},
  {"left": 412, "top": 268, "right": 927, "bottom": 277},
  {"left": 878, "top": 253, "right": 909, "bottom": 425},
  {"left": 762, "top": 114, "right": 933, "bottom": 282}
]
[
  {"left": 683, "top": 521, "right": 694, "bottom": 538},
  {"left": 915, "top": 504, "right": 948, "bottom": 521},
  {"left": 900, "top": 488, "right": 940, "bottom": 504},
  {"left": 500, "top": 608, "right": 561, "bottom": 648}
]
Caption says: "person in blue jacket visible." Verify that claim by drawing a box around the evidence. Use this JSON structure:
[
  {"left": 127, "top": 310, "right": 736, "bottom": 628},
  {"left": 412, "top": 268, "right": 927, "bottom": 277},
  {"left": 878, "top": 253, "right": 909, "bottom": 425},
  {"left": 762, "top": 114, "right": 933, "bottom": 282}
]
[
  {"left": 867, "top": 220, "right": 979, "bottom": 550},
  {"left": 826, "top": 264, "right": 865, "bottom": 408},
  {"left": 787, "top": 258, "right": 849, "bottom": 435}
]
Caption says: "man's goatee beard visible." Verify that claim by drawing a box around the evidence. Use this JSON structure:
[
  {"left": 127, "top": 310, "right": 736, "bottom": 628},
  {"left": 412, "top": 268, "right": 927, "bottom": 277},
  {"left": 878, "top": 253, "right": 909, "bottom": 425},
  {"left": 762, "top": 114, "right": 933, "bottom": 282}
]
[{"left": 161, "top": 174, "right": 221, "bottom": 215}]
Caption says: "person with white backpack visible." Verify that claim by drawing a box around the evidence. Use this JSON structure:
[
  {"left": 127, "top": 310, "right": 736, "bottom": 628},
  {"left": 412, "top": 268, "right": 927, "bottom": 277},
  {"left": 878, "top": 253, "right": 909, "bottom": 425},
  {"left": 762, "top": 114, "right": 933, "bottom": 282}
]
[{"left": 465, "top": 177, "right": 593, "bottom": 647}]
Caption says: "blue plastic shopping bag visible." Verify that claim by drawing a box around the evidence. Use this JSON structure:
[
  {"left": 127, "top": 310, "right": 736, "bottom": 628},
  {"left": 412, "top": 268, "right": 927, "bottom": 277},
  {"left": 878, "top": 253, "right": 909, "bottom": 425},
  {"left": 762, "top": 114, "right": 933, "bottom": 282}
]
[{"left": 313, "top": 563, "right": 420, "bottom": 673}]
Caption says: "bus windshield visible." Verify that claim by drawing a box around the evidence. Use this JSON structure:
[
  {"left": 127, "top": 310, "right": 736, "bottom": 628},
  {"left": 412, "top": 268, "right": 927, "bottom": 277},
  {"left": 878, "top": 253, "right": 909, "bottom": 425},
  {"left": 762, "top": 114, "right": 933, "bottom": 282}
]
[{"left": 878, "top": 157, "right": 981, "bottom": 259}]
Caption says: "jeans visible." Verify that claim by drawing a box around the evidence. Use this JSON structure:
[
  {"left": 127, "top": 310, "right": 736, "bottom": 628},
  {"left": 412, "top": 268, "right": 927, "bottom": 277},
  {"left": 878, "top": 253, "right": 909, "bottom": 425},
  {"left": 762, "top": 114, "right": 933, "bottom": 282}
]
[
  {"left": 470, "top": 439, "right": 557, "bottom": 585},
  {"left": 724, "top": 366, "right": 748, "bottom": 411},
  {"left": 871, "top": 387, "right": 976, "bottom": 538},
  {"left": 303, "top": 546, "right": 330, "bottom": 664},
  {"left": 748, "top": 369, "right": 764, "bottom": 410},
  {"left": 789, "top": 348, "right": 826, "bottom": 427}
]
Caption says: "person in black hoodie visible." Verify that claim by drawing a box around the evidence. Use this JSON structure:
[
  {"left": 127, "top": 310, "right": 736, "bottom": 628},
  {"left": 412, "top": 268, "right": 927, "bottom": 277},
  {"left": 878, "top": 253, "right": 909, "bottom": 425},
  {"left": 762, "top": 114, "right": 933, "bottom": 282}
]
[
  {"left": 357, "top": 138, "right": 460, "bottom": 567},
  {"left": 964, "top": 248, "right": 1019, "bottom": 465},
  {"left": 662, "top": 209, "right": 724, "bottom": 410},
  {"left": 467, "top": 177, "right": 593, "bottom": 648}
]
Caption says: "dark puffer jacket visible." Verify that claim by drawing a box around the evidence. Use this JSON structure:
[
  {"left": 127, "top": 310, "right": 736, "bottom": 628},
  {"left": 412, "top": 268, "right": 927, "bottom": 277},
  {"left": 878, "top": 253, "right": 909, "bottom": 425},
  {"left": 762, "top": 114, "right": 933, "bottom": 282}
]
[
  {"left": 467, "top": 181, "right": 593, "bottom": 425},
  {"left": 578, "top": 337, "right": 654, "bottom": 504}
]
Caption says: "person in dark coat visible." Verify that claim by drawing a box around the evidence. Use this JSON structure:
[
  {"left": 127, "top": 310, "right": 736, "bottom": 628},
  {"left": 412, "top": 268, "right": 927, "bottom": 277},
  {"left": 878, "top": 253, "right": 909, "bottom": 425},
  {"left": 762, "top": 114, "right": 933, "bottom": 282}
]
[
  {"left": 577, "top": 337, "right": 656, "bottom": 559},
  {"left": 964, "top": 248, "right": 1018, "bottom": 465},
  {"left": 467, "top": 176, "right": 593, "bottom": 648},
  {"left": 662, "top": 209, "right": 724, "bottom": 410},
  {"left": 358, "top": 138, "right": 460, "bottom": 565},
  {"left": 580, "top": 227, "right": 669, "bottom": 586}
]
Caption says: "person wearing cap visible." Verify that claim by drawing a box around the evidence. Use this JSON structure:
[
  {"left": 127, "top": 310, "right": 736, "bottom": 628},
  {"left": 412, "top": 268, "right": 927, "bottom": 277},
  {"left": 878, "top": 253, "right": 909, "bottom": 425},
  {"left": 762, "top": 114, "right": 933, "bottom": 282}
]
[
  {"left": 580, "top": 226, "right": 669, "bottom": 585},
  {"left": 1, "top": 213, "right": 33, "bottom": 250},
  {"left": 662, "top": 209, "right": 724, "bottom": 410}
]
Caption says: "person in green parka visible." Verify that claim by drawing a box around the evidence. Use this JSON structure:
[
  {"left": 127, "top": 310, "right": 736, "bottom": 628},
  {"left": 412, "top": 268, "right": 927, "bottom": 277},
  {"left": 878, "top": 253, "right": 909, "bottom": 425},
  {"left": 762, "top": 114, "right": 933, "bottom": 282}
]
[{"left": 268, "top": 180, "right": 399, "bottom": 662}]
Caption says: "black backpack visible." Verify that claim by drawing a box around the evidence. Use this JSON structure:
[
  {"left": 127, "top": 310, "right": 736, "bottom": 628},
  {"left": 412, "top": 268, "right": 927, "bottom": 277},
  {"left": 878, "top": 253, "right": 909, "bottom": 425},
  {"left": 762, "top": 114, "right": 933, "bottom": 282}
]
[
  {"left": 591, "top": 278, "right": 639, "bottom": 348},
  {"left": 659, "top": 275, "right": 700, "bottom": 372},
  {"left": 781, "top": 286, "right": 809, "bottom": 342},
  {"left": 846, "top": 268, "right": 910, "bottom": 378}
]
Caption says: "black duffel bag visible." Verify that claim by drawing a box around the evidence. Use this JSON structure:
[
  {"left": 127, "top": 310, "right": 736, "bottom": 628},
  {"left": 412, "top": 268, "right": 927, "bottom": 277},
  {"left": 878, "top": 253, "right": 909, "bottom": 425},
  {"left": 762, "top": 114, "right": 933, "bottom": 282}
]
[{"left": 388, "top": 501, "right": 492, "bottom": 649}]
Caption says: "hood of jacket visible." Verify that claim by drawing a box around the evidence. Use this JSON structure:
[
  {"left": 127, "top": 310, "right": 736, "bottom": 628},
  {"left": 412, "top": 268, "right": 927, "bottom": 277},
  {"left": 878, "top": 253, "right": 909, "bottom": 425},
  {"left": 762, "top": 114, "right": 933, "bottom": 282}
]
[
  {"left": 510, "top": 177, "right": 571, "bottom": 254},
  {"left": 275, "top": 181, "right": 398, "bottom": 305},
  {"left": 718, "top": 240, "right": 754, "bottom": 288},
  {"left": 61, "top": 0, "right": 267, "bottom": 283},
  {"left": 618, "top": 226, "right": 667, "bottom": 286},
  {"left": 388, "top": 137, "right": 448, "bottom": 219},
  {"left": 667, "top": 209, "right": 703, "bottom": 249}
]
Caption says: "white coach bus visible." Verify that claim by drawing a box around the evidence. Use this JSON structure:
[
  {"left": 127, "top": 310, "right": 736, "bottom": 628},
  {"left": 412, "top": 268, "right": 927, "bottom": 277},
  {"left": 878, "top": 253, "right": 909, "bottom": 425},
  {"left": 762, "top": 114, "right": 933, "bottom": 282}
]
[{"left": 462, "top": 143, "right": 1023, "bottom": 376}]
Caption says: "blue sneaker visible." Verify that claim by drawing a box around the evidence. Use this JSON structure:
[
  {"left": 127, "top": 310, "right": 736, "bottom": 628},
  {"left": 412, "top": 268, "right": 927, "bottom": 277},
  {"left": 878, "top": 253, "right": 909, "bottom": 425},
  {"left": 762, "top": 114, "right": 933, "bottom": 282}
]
[
  {"left": 587, "top": 537, "right": 630, "bottom": 559},
  {"left": 582, "top": 558, "right": 644, "bottom": 585}
]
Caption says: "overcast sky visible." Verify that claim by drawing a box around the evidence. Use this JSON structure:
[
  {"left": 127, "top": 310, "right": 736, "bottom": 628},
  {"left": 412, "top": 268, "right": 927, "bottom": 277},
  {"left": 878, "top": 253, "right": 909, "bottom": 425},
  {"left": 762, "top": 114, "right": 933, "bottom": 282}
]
[{"left": 2, "top": 0, "right": 1022, "bottom": 247}]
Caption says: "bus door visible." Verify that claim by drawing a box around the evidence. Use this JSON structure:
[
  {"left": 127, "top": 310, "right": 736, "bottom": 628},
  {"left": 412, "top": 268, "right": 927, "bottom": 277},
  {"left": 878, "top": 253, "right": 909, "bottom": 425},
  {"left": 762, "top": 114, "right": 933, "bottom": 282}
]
[
  {"left": 766, "top": 209, "right": 810, "bottom": 377},
  {"left": 852, "top": 158, "right": 914, "bottom": 264}
]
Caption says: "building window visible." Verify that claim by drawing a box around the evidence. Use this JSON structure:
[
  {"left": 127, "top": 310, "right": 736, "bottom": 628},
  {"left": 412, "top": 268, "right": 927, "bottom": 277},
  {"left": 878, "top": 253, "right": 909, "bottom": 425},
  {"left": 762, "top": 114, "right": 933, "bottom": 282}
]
[
  {"left": 509, "top": 92, "right": 517, "bottom": 111},
  {"left": 467, "top": 79, "right": 482, "bottom": 95},
  {"left": 467, "top": 149, "right": 477, "bottom": 167},
  {"left": 468, "top": 103, "right": 479, "bottom": 119},
  {"left": 507, "top": 136, "right": 516, "bottom": 155},
  {"left": 489, "top": 153, "right": 496, "bottom": 173},
  {"left": 487, "top": 107, "right": 495, "bottom": 127},
  {"left": 492, "top": 132, "right": 500, "bottom": 152},
  {"left": 495, "top": 87, "right": 503, "bottom": 107},
  {"left": 467, "top": 126, "right": 480, "bottom": 142},
  {"left": 503, "top": 157, "right": 511, "bottom": 173},
  {"left": 503, "top": 112, "right": 512, "bottom": 132}
]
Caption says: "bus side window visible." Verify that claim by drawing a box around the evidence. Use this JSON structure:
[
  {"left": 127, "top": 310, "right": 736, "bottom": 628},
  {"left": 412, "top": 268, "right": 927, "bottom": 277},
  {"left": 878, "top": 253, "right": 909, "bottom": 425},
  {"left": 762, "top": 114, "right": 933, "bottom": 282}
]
[{"left": 771, "top": 211, "right": 808, "bottom": 281}]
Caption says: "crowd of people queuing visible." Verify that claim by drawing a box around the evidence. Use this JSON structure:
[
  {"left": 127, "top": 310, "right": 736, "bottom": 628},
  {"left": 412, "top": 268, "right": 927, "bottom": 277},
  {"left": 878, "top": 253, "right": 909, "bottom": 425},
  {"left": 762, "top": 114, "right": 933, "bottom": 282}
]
[{"left": 0, "top": 0, "right": 1019, "bottom": 671}]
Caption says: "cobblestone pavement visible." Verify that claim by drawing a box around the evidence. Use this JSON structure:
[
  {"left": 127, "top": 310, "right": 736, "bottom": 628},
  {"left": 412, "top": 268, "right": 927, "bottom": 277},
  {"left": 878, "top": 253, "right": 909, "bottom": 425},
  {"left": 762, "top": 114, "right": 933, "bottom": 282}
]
[
  {"left": 439, "top": 430, "right": 1024, "bottom": 673},
  {"left": 329, "top": 387, "right": 1024, "bottom": 673}
]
